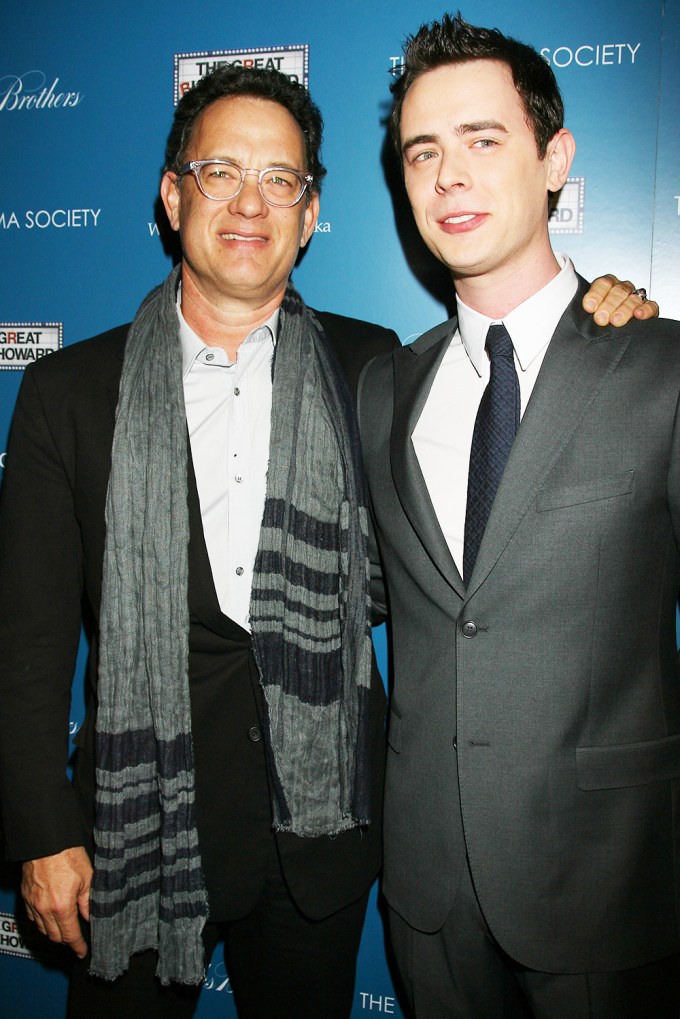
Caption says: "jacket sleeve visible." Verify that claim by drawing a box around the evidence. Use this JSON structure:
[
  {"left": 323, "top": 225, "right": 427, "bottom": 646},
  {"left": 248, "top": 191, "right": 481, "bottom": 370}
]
[{"left": 0, "top": 366, "right": 89, "bottom": 860}]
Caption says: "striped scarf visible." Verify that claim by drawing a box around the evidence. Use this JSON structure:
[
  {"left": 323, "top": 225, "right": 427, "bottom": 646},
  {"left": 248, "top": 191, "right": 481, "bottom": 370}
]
[
  {"left": 251, "top": 286, "right": 373, "bottom": 836},
  {"left": 90, "top": 267, "right": 372, "bottom": 985}
]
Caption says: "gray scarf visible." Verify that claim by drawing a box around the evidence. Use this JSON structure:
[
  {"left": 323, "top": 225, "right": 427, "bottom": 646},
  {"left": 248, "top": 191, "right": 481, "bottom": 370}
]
[{"left": 90, "top": 266, "right": 372, "bottom": 984}]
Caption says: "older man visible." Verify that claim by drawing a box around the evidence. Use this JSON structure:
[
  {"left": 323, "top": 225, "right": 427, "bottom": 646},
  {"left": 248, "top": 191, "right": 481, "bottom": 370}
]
[{"left": 0, "top": 65, "right": 398, "bottom": 1019}]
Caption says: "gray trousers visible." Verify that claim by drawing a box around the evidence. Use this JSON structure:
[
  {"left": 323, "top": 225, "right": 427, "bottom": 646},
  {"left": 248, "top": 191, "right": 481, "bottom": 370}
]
[{"left": 388, "top": 859, "right": 680, "bottom": 1019}]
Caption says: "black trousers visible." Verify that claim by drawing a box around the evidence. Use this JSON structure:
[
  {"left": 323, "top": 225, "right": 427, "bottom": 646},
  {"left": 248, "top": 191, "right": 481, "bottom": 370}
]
[
  {"left": 68, "top": 846, "right": 369, "bottom": 1019},
  {"left": 389, "top": 859, "right": 680, "bottom": 1019}
]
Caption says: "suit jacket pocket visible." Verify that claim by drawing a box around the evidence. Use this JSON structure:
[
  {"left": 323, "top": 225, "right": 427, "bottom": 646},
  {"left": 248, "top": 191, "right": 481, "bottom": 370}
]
[
  {"left": 387, "top": 710, "right": 402, "bottom": 754},
  {"left": 576, "top": 731, "right": 680, "bottom": 789},
  {"left": 536, "top": 470, "right": 634, "bottom": 512}
]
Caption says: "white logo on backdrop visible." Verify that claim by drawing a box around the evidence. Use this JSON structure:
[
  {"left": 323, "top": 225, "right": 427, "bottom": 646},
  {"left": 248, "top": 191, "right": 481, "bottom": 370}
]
[
  {"left": 0, "top": 209, "right": 101, "bottom": 230},
  {"left": 391, "top": 44, "right": 641, "bottom": 75},
  {"left": 204, "top": 958, "right": 234, "bottom": 994},
  {"left": 540, "top": 43, "right": 641, "bottom": 67},
  {"left": 0, "top": 70, "right": 83, "bottom": 110},
  {"left": 359, "top": 990, "right": 398, "bottom": 1012}
]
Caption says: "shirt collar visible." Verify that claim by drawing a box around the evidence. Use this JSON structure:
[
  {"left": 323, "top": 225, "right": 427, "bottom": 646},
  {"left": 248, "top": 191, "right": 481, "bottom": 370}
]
[
  {"left": 456, "top": 253, "right": 578, "bottom": 377},
  {"left": 177, "top": 293, "right": 279, "bottom": 379}
]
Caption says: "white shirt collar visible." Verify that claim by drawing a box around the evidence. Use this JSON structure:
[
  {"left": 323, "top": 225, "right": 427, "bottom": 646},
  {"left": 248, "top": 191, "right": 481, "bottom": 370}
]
[
  {"left": 456, "top": 253, "right": 579, "bottom": 377},
  {"left": 177, "top": 292, "right": 279, "bottom": 379}
]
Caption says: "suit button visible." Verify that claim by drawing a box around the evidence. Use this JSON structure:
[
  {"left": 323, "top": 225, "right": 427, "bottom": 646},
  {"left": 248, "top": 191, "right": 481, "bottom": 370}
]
[
  {"left": 452, "top": 739, "right": 457, "bottom": 751},
  {"left": 247, "top": 726, "right": 261, "bottom": 742},
  {"left": 461, "top": 620, "right": 478, "bottom": 638}
]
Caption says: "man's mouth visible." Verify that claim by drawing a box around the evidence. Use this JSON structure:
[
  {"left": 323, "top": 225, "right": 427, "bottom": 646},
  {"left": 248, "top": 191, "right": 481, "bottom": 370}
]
[
  {"left": 438, "top": 212, "right": 488, "bottom": 233},
  {"left": 443, "top": 214, "right": 476, "bottom": 225},
  {"left": 219, "top": 232, "right": 266, "bottom": 242}
]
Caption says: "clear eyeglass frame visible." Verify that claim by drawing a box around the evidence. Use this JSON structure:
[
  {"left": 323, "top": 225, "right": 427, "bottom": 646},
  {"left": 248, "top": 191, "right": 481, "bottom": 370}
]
[{"left": 177, "top": 159, "right": 314, "bottom": 208}]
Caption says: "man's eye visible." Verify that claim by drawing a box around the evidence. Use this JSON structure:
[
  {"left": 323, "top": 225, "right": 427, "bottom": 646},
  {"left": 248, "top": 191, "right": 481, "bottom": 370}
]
[
  {"left": 209, "top": 167, "right": 238, "bottom": 179},
  {"left": 262, "top": 171, "right": 298, "bottom": 190},
  {"left": 473, "top": 138, "right": 498, "bottom": 149},
  {"left": 412, "top": 150, "right": 437, "bottom": 163}
]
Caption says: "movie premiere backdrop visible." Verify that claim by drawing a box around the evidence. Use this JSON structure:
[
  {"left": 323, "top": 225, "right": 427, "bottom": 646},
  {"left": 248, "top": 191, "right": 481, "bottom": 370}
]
[{"left": 0, "top": 0, "right": 678, "bottom": 1015}]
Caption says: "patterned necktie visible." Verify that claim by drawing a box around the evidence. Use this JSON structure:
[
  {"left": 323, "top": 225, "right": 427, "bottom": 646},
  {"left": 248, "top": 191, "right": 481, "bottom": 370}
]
[{"left": 463, "top": 323, "right": 520, "bottom": 585}]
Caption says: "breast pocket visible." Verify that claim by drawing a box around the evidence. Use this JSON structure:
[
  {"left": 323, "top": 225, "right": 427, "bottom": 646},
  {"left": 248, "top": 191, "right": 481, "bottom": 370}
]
[{"left": 536, "top": 470, "right": 634, "bottom": 512}]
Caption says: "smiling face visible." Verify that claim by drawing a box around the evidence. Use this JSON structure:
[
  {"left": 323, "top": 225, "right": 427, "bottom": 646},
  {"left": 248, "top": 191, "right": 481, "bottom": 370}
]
[
  {"left": 400, "top": 60, "right": 573, "bottom": 306},
  {"left": 161, "top": 95, "right": 318, "bottom": 314}
]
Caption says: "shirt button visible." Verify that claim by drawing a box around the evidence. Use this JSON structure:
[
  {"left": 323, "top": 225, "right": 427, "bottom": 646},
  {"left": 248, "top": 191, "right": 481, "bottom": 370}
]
[
  {"left": 235, "top": 475, "right": 243, "bottom": 483},
  {"left": 235, "top": 566, "right": 244, "bottom": 576},
  {"left": 247, "top": 726, "right": 261, "bottom": 742},
  {"left": 461, "top": 620, "right": 478, "bottom": 638},
  {"left": 205, "top": 352, "right": 214, "bottom": 361},
  {"left": 234, "top": 387, "right": 240, "bottom": 395}
]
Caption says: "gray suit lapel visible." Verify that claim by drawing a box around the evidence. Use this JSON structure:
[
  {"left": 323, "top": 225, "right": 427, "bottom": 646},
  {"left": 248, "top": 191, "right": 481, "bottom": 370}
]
[
  {"left": 466, "top": 287, "right": 633, "bottom": 597},
  {"left": 391, "top": 319, "right": 465, "bottom": 596}
]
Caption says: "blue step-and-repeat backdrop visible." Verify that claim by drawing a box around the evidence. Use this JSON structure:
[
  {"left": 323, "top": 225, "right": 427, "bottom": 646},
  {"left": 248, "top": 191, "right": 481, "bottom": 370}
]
[{"left": 1, "top": 1, "right": 678, "bottom": 1016}]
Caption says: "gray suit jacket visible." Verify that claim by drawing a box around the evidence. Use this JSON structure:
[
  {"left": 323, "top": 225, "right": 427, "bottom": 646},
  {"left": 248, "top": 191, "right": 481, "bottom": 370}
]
[{"left": 358, "top": 280, "right": 680, "bottom": 974}]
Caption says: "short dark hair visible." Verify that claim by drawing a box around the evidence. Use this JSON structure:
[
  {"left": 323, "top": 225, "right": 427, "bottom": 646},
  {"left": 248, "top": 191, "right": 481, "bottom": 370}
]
[
  {"left": 390, "top": 12, "right": 564, "bottom": 158},
  {"left": 165, "top": 64, "right": 326, "bottom": 194}
]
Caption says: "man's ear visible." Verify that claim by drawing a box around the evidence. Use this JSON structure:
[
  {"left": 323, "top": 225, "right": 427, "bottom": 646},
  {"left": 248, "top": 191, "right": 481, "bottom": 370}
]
[
  {"left": 546, "top": 129, "right": 576, "bottom": 193},
  {"left": 160, "top": 171, "right": 181, "bottom": 232},
  {"left": 299, "top": 191, "right": 320, "bottom": 248}
]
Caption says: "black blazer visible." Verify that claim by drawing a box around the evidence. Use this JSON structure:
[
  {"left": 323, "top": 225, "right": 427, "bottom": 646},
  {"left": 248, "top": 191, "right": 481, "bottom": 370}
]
[{"left": 0, "top": 308, "right": 399, "bottom": 921}]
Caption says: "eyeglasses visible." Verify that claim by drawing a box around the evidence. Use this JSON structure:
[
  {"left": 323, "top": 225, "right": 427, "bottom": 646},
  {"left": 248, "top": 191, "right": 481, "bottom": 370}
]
[{"left": 177, "top": 159, "right": 314, "bottom": 208}]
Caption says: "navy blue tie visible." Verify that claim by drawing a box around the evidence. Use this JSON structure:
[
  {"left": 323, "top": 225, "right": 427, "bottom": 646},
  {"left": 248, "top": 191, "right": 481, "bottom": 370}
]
[{"left": 463, "top": 323, "right": 520, "bottom": 585}]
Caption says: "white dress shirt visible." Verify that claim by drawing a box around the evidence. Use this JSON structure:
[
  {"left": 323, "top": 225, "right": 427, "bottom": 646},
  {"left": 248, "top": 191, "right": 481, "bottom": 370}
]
[
  {"left": 179, "top": 303, "right": 278, "bottom": 631},
  {"left": 412, "top": 254, "right": 578, "bottom": 576}
]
